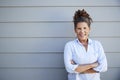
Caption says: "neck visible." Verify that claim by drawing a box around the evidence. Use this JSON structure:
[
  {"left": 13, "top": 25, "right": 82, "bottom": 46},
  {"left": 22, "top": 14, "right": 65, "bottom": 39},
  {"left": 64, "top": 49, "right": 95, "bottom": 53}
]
[
  {"left": 79, "top": 39, "right": 88, "bottom": 51},
  {"left": 79, "top": 39, "right": 88, "bottom": 44}
]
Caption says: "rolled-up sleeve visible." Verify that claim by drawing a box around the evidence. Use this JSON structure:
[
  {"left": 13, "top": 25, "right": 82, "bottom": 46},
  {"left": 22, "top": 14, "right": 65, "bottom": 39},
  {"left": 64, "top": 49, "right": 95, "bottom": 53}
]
[
  {"left": 64, "top": 42, "right": 79, "bottom": 73},
  {"left": 93, "top": 42, "right": 107, "bottom": 72}
]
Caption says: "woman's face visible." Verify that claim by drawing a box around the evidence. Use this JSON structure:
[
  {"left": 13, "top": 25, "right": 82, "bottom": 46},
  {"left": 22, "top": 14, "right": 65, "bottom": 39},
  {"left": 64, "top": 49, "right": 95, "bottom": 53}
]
[{"left": 75, "top": 22, "right": 90, "bottom": 42}]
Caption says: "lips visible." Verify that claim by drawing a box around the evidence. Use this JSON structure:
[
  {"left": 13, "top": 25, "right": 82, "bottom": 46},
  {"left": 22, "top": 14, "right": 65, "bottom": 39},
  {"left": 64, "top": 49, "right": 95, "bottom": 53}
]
[{"left": 79, "top": 33, "right": 86, "bottom": 38}]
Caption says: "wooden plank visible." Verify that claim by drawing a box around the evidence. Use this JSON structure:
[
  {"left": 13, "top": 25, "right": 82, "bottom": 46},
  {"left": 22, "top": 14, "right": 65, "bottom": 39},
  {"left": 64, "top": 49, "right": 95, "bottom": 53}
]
[
  {"left": 0, "top": 53, "right": 64, "bottom": 68},
  {"left": 93, "top": 38, "right": 120, "bottom": 53},
  {"left": 0, "top": 52, "right": 119, "bottom": 68},
  {"left": 90, "top": 22, "right": 120, "bottom": 37},
  {"left": 0, "top": 38, "right": 119, "bottom": 52},
  {"left": 0, "top": 0, "right": 119, "bottom": 6},
  {"left": 0, "top": 38, "right": 69, "bottom": 52},
  {"left": 0, "top": 22, "right": 120, "bottom": 37},
  {"left": 0, "top": 68, "right": 119, "bottom": 80},
  {"left": 101, "top": 68, "right": 120, "bottom": 80},
  {"left": 0, "top": 23, "right": 75, "bottom": 37},
  {"left": 0, "top": 69, "right": 67, "bottom": 80},
  {"left": 106, "top": 53, "right": 120, "bottom": 67},
  {"left": 0, "top": 7, "right": 120, "bottom": 22}
]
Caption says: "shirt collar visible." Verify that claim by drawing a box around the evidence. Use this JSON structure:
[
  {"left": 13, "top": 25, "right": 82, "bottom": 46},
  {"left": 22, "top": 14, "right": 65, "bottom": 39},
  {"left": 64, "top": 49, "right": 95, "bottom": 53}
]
[{"left": 76, "top": 38, "right": 92, "bottom": 45}]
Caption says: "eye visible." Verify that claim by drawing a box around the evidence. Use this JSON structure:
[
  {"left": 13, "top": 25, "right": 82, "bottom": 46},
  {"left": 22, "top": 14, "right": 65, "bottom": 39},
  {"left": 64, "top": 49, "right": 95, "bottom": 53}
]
[
  {"left": 77, "top": 28, "right": 81, "bottom": 30},
  {"left": 84, "top": 27, "right": 86, "bottom": 29},
  {"left": 79, "top": 28, "right": 82, "bottom": 30}
]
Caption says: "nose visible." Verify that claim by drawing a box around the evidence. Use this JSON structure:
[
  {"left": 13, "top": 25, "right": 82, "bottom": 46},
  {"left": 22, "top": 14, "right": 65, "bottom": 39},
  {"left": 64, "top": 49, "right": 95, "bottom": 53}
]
[{"left": 81, "top": 28, "right": 85, "bottom": 33}]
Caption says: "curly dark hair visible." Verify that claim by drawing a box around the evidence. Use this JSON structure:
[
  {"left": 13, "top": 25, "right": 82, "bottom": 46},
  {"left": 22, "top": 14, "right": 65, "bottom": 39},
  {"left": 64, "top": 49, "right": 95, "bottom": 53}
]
[{"left": 73, "top": 9, "right": 93, "bottom": 29}]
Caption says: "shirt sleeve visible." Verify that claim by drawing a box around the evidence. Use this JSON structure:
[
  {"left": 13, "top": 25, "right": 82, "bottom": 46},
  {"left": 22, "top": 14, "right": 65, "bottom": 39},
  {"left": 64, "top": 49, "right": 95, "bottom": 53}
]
[
  {"left": 93, "top": 41, "right": 108, "bottom": 72},
  {"left": 64, "top": 42, "right": 79, "bottom": 73}
]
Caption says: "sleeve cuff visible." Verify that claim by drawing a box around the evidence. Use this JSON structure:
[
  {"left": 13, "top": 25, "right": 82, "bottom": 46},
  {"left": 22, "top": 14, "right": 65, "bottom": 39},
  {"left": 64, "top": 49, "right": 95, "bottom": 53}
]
[
  {"left": 72, "top": 65, "right": 79, "bottom": 73},
  {"left": 93, "top": 67, "right": 100, "bottom": 72}
]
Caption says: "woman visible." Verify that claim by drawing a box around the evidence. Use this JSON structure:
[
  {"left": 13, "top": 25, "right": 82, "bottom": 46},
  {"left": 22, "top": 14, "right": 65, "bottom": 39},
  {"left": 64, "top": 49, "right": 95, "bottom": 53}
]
[{"left": 64, "top": 9, "right": 107, "bottom": 80}]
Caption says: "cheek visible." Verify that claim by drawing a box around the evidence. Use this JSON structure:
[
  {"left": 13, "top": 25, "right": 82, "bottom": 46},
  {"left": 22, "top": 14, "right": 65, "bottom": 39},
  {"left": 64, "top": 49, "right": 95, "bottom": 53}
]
[
  {"left": 86, "top": 29, "right": 90, "bottom": 33},
  {"left": 86, "top": 30, "right": 89, "bottom": 33}
]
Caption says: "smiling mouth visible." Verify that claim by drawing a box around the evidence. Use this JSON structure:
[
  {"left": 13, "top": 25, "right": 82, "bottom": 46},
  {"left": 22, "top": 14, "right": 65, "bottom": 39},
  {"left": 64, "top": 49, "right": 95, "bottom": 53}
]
[{"left": 79, "top": 34, "right": 86, "bottom": 37}]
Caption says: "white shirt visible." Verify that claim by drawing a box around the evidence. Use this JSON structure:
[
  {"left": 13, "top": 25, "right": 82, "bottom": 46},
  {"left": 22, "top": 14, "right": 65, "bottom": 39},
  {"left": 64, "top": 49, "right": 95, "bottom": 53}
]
[{"left": 64, "top": 38, "right": 107, "bottom": 80}]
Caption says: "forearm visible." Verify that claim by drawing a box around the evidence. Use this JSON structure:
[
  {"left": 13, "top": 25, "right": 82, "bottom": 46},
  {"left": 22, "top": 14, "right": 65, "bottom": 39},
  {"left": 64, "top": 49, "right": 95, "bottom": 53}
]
[
  {"left": 75, "top": 62, "right": 98, "bottom": 73},
  {"left": 82, "top": 68, "right": 99, "bottom": 73}
]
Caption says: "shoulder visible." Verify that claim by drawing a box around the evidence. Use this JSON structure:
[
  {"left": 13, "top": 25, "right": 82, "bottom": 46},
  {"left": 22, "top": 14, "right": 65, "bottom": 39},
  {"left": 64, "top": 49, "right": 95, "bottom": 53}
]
[
  {"left": 65, "top": 39, "right": 77, "bottom": 47},
  {"left": 90, "top": 39, "right": 103, "bottom": 48},
  {"left": 90, "top": 39, "right": 102, "bottom": 45}
]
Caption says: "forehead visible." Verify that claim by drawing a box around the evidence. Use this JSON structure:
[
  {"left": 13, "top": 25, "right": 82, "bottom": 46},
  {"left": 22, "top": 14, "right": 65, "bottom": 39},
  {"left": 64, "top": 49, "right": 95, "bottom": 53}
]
[{"left": 76, "top": 22, "right": 89, "bottom": 28}]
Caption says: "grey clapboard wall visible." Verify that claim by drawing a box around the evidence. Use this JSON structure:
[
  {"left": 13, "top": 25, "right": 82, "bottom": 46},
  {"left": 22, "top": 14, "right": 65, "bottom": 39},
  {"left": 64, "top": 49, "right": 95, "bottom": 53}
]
[{"left": 0, "top": 0, "right": 120, "bottom": 80}]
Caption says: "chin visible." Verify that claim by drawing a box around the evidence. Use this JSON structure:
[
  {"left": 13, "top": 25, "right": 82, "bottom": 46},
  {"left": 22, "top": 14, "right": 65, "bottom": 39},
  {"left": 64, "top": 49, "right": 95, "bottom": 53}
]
[{"left": 78, "top": 37, "right": 87, "bottom": 41}]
